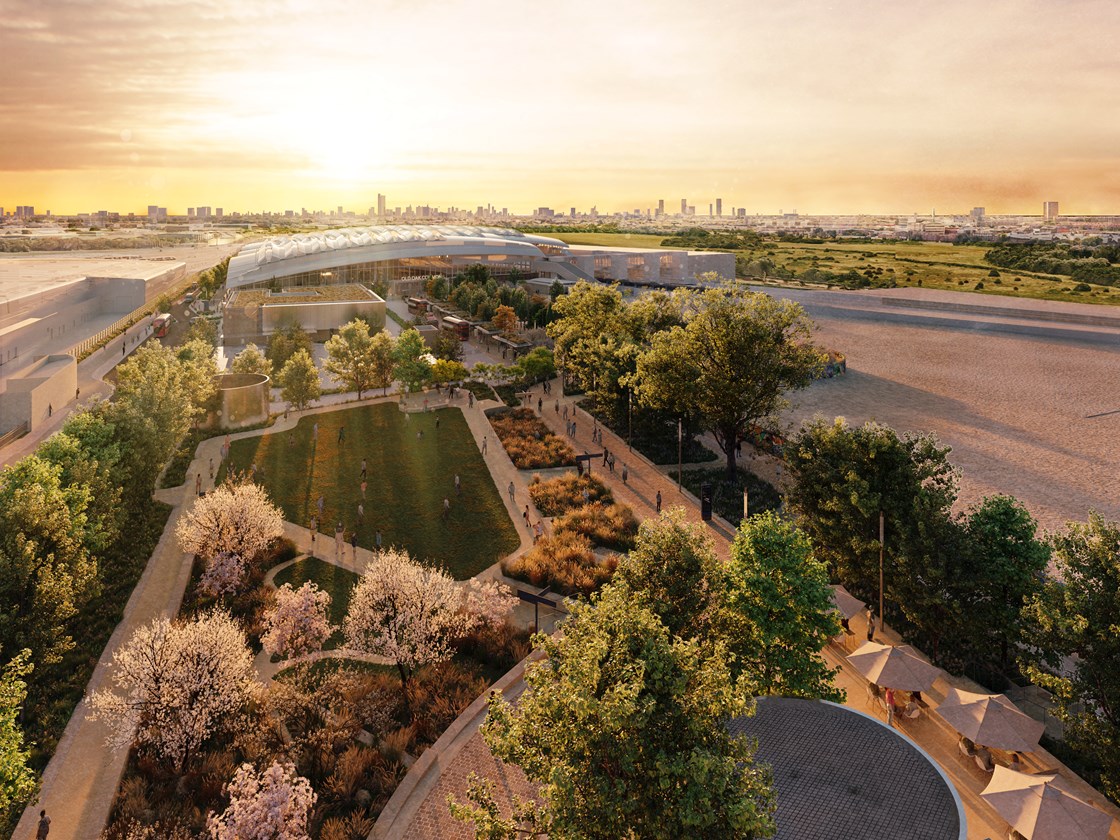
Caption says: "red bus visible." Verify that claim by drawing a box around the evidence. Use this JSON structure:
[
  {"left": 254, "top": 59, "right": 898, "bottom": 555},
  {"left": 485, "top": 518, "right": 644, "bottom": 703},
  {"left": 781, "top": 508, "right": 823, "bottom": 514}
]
[{"left": 153, "top": 313, "right": 172, "bottom": 338}]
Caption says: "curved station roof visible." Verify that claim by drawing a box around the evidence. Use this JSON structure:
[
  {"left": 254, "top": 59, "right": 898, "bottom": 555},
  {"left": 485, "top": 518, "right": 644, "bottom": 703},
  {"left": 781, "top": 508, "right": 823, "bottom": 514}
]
[{"left": 226, "top": 225, "right": 571, "bottom": 290}]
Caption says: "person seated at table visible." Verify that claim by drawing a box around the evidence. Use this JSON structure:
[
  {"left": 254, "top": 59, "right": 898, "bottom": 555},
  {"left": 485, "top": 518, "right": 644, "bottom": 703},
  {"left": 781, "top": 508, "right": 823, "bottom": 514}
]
[
  {"left": 902, "top": 698, "right": 921, "bottom": 719},
  {"left": 975, "top": 745, "right": 994, "bottom": 772},
  {"left": 959, "top": 736, "right": 977, "bottom": 757},
  {"left": 1008, "top": 752, "right": 1023, "bottom": 773}
]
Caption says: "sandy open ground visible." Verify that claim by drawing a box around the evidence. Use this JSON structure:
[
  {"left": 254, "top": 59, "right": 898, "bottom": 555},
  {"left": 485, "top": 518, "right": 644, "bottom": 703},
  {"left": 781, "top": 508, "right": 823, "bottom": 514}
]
[{"left": 778, "top": 289, "right": 1120, "bottom": 532}]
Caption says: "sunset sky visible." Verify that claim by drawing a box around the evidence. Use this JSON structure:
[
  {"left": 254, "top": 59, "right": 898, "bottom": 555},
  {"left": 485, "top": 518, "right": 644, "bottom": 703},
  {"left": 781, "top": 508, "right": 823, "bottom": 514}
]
[{"left": 2, "top": 0, "right": 1118, "bottom": 216}]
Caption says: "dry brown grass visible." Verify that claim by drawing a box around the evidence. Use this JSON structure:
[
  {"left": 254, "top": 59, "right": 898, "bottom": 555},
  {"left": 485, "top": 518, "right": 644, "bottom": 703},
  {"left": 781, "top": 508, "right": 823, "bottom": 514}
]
[
  {"left": 528, "top": 473, "right": 612, "bottom": 517},
  {"left": 554, "top": 503, "right": 639, "bottom": 551},
  {"left": 489, "top": 408, "right": 576, "bottom": 469},
  {"left": 502, "top": 531, "right": 618, "bottom": 597}
]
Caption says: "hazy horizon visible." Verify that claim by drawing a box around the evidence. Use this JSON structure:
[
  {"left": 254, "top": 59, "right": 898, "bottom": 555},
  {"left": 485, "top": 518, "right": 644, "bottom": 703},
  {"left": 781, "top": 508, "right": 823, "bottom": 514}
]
[{"left": 2, "top": 0, "right": 1119, "bottom": 216}]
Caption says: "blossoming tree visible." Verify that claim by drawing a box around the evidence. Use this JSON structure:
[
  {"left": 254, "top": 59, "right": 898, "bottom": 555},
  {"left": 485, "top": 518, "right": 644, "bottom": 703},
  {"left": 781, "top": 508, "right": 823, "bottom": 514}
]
[
  {"left": 88, "top": 609, "right": 257, "bottom": 773},
  {"left": 208, "top": 760, "right": 315, "bottom": 840},
  {"left": 261, "top": 582, "right": 333, "bottom": 661}
]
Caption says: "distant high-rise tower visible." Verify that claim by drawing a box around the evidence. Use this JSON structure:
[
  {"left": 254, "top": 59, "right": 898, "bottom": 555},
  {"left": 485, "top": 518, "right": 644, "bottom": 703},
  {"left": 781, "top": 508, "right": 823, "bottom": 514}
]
[
  {"left": 708, "top": 203, "right": 713, "bottom": 216},
  {"left": 971, "top": 207, "right": 985, "bottom": 219},
  {"left": 1043, "top": 201, "right": 1059, "bottom": 221},
  {"left": 377, "top": 193, "right": 386, "bottom": 218},
  {"left": 715, "top": 198, "right": 722, "bottom": 217},
  {"left": 680, "top": 198, "right": 687, "bottom": 214},
  {"left": 657, "top": 199, "right": 665, "bottom": 216}
]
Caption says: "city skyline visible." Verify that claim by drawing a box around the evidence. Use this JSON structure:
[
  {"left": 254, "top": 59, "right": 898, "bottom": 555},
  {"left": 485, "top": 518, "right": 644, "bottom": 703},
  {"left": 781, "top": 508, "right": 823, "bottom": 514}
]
[{"left": 2, "top": 0, "right": 1119, "bottom": 215}]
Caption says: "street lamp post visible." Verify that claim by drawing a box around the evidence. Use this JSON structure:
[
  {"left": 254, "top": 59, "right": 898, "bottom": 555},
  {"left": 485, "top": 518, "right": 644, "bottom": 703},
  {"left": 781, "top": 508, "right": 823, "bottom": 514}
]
[
  {"left": 879, "top": 510, "right": 885, "bottom": 636},
  {"left": 677, "top": 417, "right": 682, "bottom": 491},
  {"left": 628, "top": 389, "right": 633, "bottom": 452}
]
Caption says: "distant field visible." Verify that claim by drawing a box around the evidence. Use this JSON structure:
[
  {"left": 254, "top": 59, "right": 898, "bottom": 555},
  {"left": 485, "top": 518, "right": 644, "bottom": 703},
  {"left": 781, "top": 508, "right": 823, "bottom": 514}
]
[
  {"left": 548, "top": 232, "right": 672, "bottom": 249},
  {"left": 550, "top": 232, "right": 1120, "bottom": 306}
]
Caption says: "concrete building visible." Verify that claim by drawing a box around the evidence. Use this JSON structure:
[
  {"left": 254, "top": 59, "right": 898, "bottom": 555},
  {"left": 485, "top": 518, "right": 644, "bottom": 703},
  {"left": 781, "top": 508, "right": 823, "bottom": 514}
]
[
  {"left": 680, "top": 198, "right": 688, "bottom": 215},
  {"left": 566, "top": 244, "right": 734, "bottom": 286},
  {"left": 222, "top": 284, "right": 386, "bottom": 346},
  {"left": 715, "top": 198, "right": 722, "bottom": 217},
  {"left": 0, "top": 354, "right": 77, "bottom": 435},
  {"left": 1044, "top": 201, "right": 1060, "bottom": 221}
]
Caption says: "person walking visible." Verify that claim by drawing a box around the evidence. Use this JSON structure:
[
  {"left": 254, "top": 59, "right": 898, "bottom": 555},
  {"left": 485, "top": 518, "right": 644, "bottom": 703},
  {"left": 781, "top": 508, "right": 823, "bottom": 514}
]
[
  {"left": 335, "top": 521, "right": 344, "bottom": 560},
  {"left": 209, "top": 457, "right": 214, "bottom": 479},
  {"left": 361, "top": 458, "right": 367, "bottom": 479},
  {"left": 195, "top": 473, "right": 202, "bottom": 496},
  {"left": 533, "top": 520, "right": 543, "bottom": 543},
  {"left": 537, "top": 397, "right": 543, "bottom": 413},
  {"left": 317, "top": 494, "right": 325, "bottom": 518},
  {"left": 357, "top": 501, "right": 365, "bottom": 523},
  {"left": 455, "top": 473, "right": 461, "bottom": 495},
  {"left": 37, "top": 809, "right": 51, "bottom": 839},
  {"left": 443, "top": 497, "right": 451, "bottom": 519},
  {"left": 337, "top": 425, "right": 345, "bottom": 445},
  {"left": 563, "top": 404, "right": 569, "bottom": 420},
  {"left": 656, "top": 490, "right": 662, "bottom": 513},
  {"left": 571, "top": 420, "right": 577, "bottom": 438},
  {"left": 360, "top": 479, "right": 367, "bottom": 499},
  {"left": 885, "top": 687, "right": 896, "bottom": 726},
  {"left": 866, "top": 609, "right": 876, "bottom": 642},
  {"left": 508, "top": 481, "right": 515, "bottom": 504},
  {"left": 621, "top": 463, "right": 628, "bottom": 485},
  {"left": 350, "top": 530, "right": 358, "bottom": 560},
  {"left": 523, "top": 505, "right": 531, "bottom": 528},
  {"left": 482, "top": 435, "right": 488, "bottom": 455},
  {"left": 554, "top": 400, "right": 559, "bottom": 414},
  {"left": 375, "top": 530, "right": 382, "bottom": 549},
  {"left": 313, "top": 421, "right": 319, "bottom": 440},
  {"left": 309, "top": 515, "right": 318, "bottom": 548},
  {"left": 468, "top": 392, "right": 475, "bottom": 409}
]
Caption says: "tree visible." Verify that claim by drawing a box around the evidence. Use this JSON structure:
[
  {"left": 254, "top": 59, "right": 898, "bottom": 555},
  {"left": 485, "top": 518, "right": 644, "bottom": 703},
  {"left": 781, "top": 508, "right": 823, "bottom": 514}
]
[
  {"left": 785, "top": 418, "right": 958, "bottom": 601},
  {"left": 261, "top": 582, "right": 333, "bottom": 660},
  {"left": 177, "top": 337, "right": 219, "bottom": 424},
  {"left": 0, "top": 456, "right": 98, "bottom": 666},
  {"left": 1021, "top": 513, "right": 1120, "bottom": 802},
  {"left": 614, "top": 508, "right": 721, "bottom": 640},
  {"left": 430, "top": 359, "right": 469, "bottom": 387},
  {"left": 266, "top": 323, "right": 313, "bottom": 372},
  {"left": 475, "top": 583, "right": 775, "bottom": 839},
  {"left": 960, "top": 495, "right": 1049, "bottom": 670},
  {"left": 633, "top": 288, "right": 823, "bottom": 479},
  {"left": 230, "top": 344, "right": 273, "bottom": 378},
  {"left": 0, "top": 651, "right": 36, "bottom": 823},
  {"left": 368, "top": 329, "right": 397, "bottom": 395},
  {"left": 324, "top": 318, "right": 379, "bottom": 398},
  {"left": 88, "top": 610, "right": 257, "bottom": 773},
  {"left": 343, "top": 550, "right": 503, "bottom": 712},
  {"left": 108, "top": 344, "right": 195, "bottom": 492},
  {"left": 432, "top": 329, "right": 463, "bottom": 362},
  {"left": 208, "top": 760, "right": 315, "bottom": 840},
  {"left": 187, "top": 317, "right": 218, "bottom": 347},
  {"left": 176, "top": 479, "right": 284, "bottom": 593},
  {"left": 391, "top": 329, "right": 432, "bottom": 395},
  {"left": 547, "top": 282, "right": 628, "bottom": 401},
  {"left": 722, "top": 513, "right": 843, "bottom": 701},
  {"left": 492, "top": 304, "right": 518, "bottom": 336},
  {"left": 511, "top": 346, "right": 555, "bottom": 385},
  {"left": 278, "top": 349, "right": 321, "bottom": 411}
]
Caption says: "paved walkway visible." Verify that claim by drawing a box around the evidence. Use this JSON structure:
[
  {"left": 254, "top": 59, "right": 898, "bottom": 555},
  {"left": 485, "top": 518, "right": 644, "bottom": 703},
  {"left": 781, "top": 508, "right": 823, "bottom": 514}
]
[{"left": 373, "top": 377, "right": 1120, "bottom": 840}]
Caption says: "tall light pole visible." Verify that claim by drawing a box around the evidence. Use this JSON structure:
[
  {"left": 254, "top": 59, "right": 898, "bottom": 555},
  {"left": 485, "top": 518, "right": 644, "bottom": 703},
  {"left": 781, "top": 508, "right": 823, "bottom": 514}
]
[
  {"left": 628, "top": 389, "right": 633, "bottom": 452},
  {"left": 879, "top": 510, "right": 885, "bottom": 636},
  {"left": 677, "top": 417, "right": 682, "bottom": 491}
]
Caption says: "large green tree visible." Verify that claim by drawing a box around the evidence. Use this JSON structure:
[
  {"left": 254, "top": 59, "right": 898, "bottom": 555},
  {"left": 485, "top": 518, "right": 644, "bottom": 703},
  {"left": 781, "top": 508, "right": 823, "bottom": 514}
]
[
  {"left": 960, "top": 495, "right": 1049, "bottom": 670},
  {"left": 634, "top": 288, "right": 822, "bottom": 478},
  {"left": 785, "top": 418, "right": 958, "bottom": 602},
  {"left": 721, "top": 513, "right": 843, "bottom": 701},
  {"left": 266, "top": 323, "right": 313, "bottom": 372},
  {"left": 229, "top": 343, "right": 272, "bottom": 378},
  {"left": 392, "top": 328, "right": 432, "bottom": 395},
  {"left": 368, "top": 328, "right": 397, "bottom": 395},
  {"left": 1021, "top": 513, "right": 1120, "bottom": 803},
  {"left": 325, "top": 318, "right": 380, "bottom": 398},
  {"left": 474, "top": 583, "right": 775, "bottom": 839},
  {"left": 0, "top": 456, "right": 99, "bottom": 667},
  {"left": 107, "top": 343, "right": 194, "bottom": 492},
  {"left": 613, "top": 509, "right": 721, "bottom": 640},
  {"left": 0, "top": 651, "right": 36, "bottom": 826},
  {"left": 278, "top": 349, "right": 321, "bottom": 411}
]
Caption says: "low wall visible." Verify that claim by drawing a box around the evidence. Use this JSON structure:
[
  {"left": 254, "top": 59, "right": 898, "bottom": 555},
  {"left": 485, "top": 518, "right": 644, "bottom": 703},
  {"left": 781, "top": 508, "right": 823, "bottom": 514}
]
[{"left": 0, "top": 354, "right": 77, "bottom": 433}]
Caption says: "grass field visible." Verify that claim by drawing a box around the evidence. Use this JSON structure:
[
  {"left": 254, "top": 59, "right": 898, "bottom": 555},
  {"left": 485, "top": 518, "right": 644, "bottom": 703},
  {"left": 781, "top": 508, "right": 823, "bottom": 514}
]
[
  {"left": 548, "top": 232, "right": 1120, "bottom": 306},
  {"left": 222, "top": 403, "right": 520, "bottom": 579}
]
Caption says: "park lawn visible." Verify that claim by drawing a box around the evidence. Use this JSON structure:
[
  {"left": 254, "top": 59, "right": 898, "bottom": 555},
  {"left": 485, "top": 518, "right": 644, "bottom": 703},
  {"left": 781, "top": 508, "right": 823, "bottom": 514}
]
[
  {"left": 272, "top": 556, "right": 360, "bottom": 649},
  {"left": 223, "top": 403, "right": 519, "bottom": 579}
]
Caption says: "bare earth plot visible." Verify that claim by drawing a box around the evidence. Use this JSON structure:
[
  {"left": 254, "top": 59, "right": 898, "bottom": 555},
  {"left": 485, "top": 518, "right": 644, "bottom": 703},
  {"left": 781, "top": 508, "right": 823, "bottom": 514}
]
[{"left": 776, "top": 288, "right": 1120, "bottom": 531}]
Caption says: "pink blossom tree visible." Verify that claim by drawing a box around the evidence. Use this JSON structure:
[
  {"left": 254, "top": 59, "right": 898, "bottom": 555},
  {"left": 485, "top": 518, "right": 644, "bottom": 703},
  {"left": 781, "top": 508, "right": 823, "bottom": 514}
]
[
  {"left": 261, "top": 582, "right": 333, "bottom": 661},
  {"left": 345, "top": 549, "right": 505, "bottom": 713},
  {"left": 200, "top": 551, "right": 246, "bottom": 599},
  {"left": 88, "top": 609, "right": 257, "bottom": 773},
  {"left": 463, "top": 578, "right": 518, "bottom": 628},
  {"left": 207, "top": 760, "right": 315, "bottom": 840}
]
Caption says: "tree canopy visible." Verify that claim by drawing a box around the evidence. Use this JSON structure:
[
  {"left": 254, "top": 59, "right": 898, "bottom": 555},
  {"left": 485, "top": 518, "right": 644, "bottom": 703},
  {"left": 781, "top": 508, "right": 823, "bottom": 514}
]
[
  {"left": 324, "top": 319, "right": 381, "bottom": 398},
  {"left": 278, "top": 349, "right": 321, "bottom": 411}
]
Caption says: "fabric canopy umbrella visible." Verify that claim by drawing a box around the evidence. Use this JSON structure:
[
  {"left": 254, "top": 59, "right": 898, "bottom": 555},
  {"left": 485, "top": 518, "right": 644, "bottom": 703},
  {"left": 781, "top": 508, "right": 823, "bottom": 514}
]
[
  {"left": 936, "top": 688, "right": 1045, "bottom": 752},
  {"left": 981, "top": 766, "right": 1114, "bottom": 840},
  {"left": 830, "top": 585, "right": 866, "bottom": 621},
  {"left": 846, "top": 641, "right": 941, "bottom": 691}
]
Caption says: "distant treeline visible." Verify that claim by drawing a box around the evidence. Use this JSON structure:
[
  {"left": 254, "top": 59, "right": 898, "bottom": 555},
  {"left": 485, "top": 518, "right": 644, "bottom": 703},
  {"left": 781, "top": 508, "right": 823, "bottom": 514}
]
[
  {"left": 0, "top": 234, "right": 198, "bottom": 252},
  {"left": 660, "top": 227, "right": 763, "bottom": 250},
  {"left": 985, "top": 242, "right": 1120, "bottom": 286}
]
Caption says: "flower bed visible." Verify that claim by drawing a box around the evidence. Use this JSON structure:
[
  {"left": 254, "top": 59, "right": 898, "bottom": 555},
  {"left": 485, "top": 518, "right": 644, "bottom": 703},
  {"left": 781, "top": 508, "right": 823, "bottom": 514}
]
[
  {"left": 502, "top": 531, "right": 617, "bottom": 598},
  {"left": 489, "top": 407, "right": 575, "bottom": 469}
]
